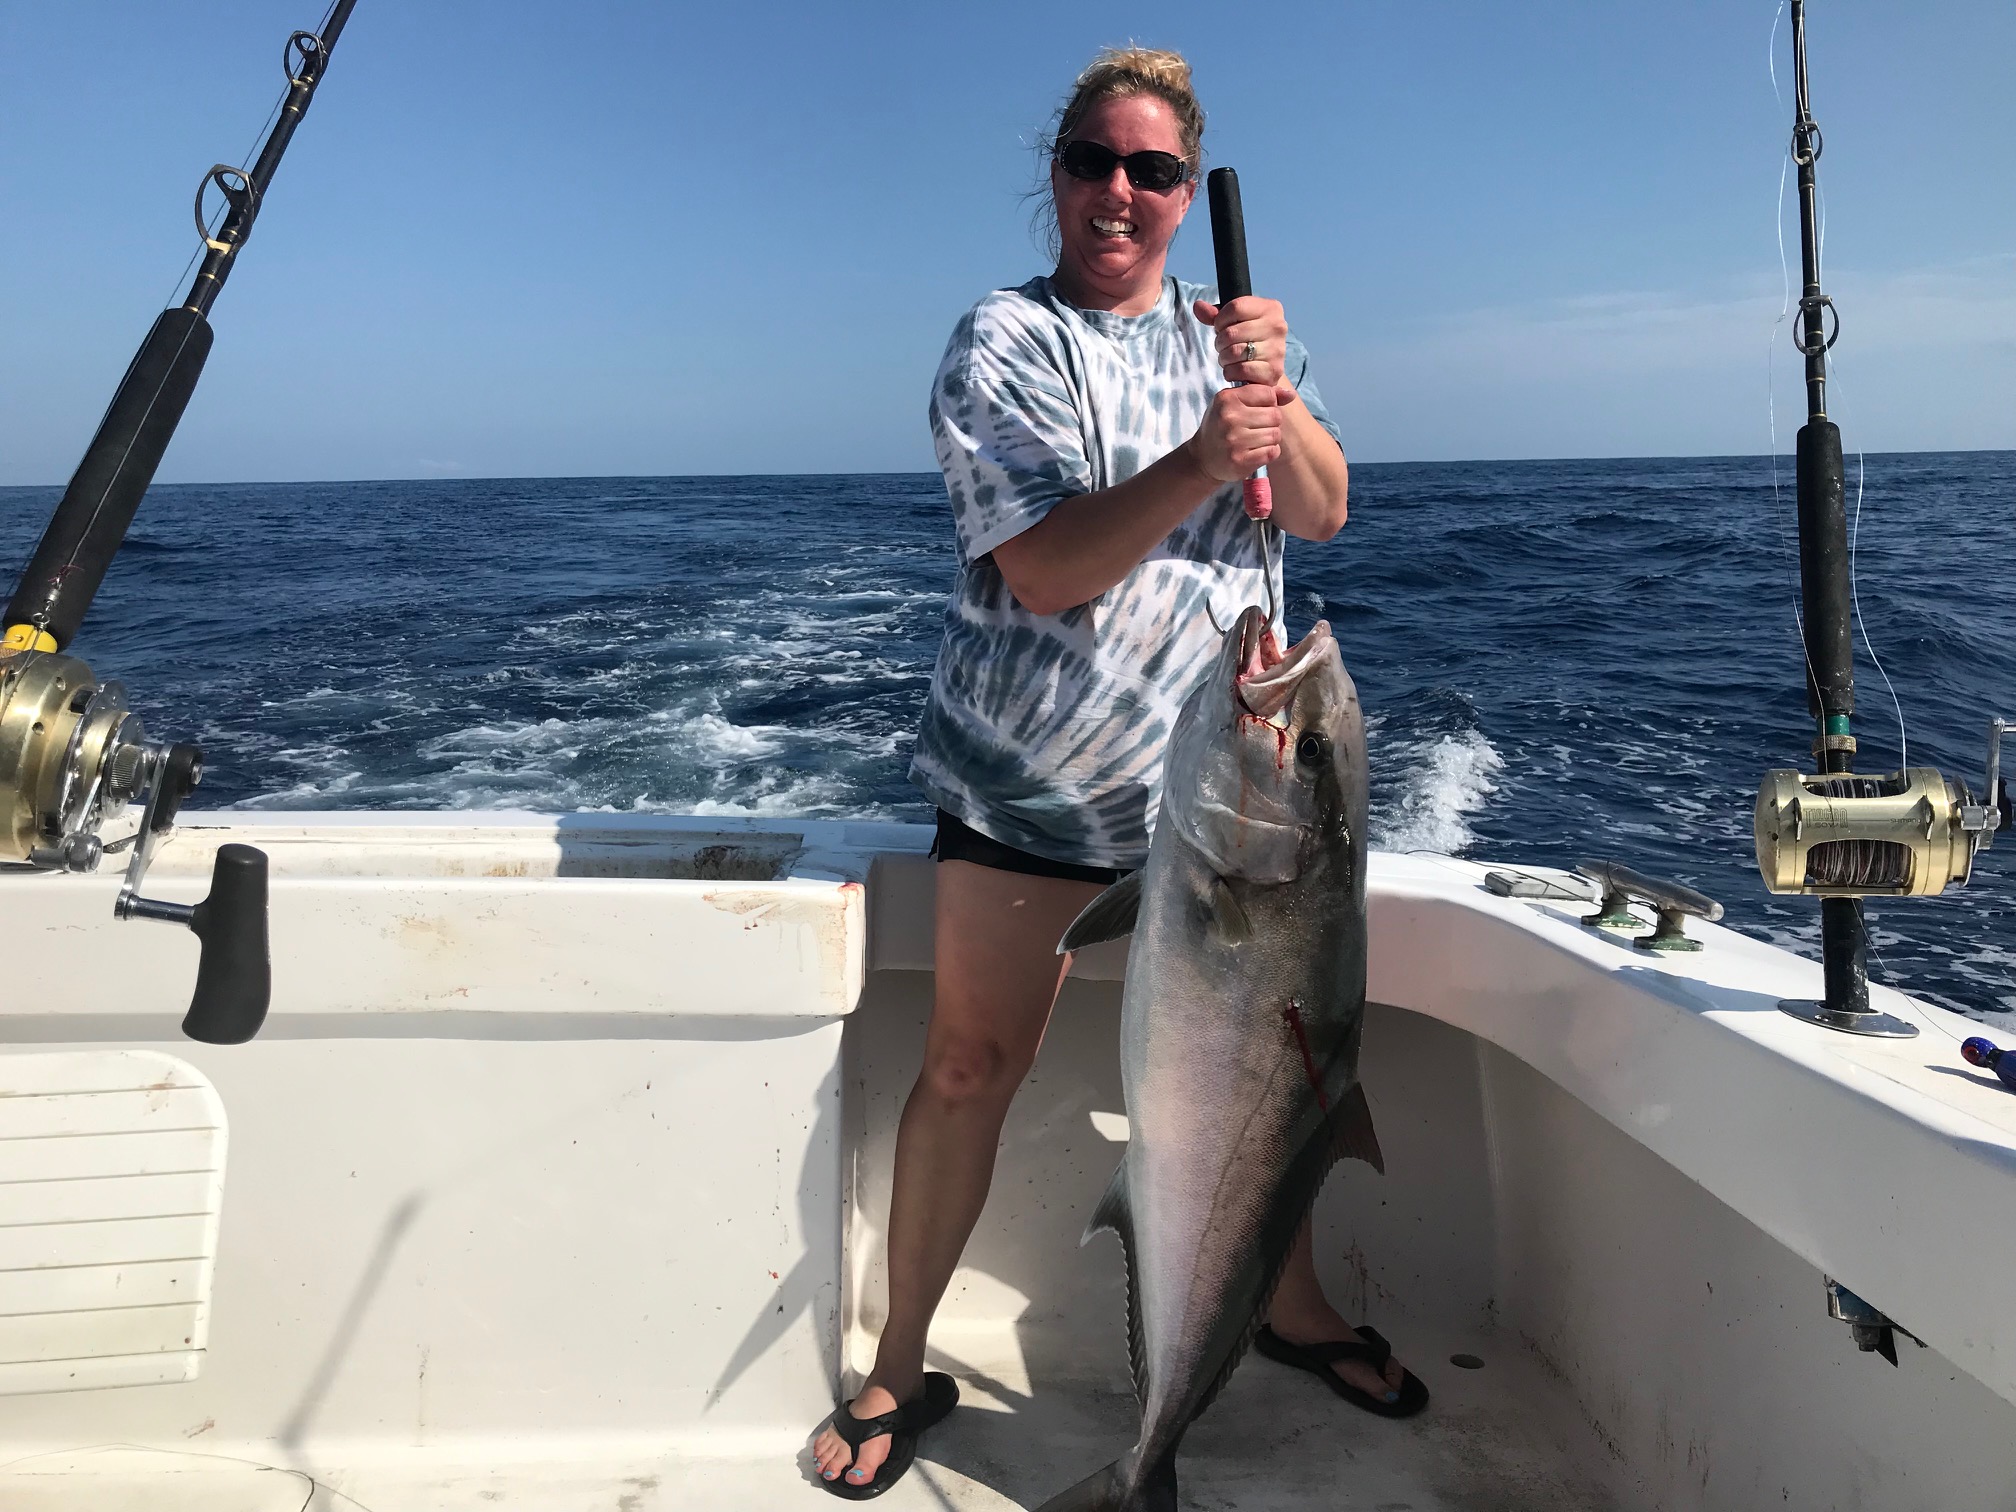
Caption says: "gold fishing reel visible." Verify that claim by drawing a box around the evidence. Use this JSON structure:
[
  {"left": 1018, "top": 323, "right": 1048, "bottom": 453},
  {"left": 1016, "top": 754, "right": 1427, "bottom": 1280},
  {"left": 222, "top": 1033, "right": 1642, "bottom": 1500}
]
[
  {"left": 2, "top": 641, "right": 270, "bottom": 1044},
  {"left": 1754, "top": 720, "right": 2011, "bottom": 898},
  {"left": 0, "top": 648, "right": 160, "bottom": 870}
]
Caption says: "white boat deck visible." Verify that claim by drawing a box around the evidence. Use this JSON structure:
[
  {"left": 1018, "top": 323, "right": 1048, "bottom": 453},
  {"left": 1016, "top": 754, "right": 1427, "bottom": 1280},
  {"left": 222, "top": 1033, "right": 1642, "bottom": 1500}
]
[
  {"left": 0, "top": 1327, "right": 1620, "bottom": 1512},
  {"left": 1, "top": 811, "right": 2011, "bottom": 1511}
]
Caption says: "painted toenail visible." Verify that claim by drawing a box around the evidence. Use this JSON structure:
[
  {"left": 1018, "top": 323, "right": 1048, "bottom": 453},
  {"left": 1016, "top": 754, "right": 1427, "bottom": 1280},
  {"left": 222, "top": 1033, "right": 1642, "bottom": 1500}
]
[
  {"left": 1383, "top": 1389, "right": 1400, "bottom": 1402},
  {"left": 823, "top": 1470, "right": 837, "bottom": 1479}
]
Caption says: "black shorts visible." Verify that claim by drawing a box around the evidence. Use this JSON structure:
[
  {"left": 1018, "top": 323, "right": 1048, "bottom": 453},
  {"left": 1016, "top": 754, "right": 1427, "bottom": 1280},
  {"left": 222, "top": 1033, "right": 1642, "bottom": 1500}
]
[{"left": 931, "top": 810, "right": 1127, "bottom": 887}]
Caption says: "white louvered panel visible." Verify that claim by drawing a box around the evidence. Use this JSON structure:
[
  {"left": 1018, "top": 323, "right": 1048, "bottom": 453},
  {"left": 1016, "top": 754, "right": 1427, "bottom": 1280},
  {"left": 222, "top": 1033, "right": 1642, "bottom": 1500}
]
[
  {"left": 0, "top": 1170, "right": 219, "bottom": 1226},
  {"left": 0, "top": 1054, "right": 210, "bottom": 1097},
  {"left": 0, "top": 1257, "right": 206, "bottom": 1314},
  {"left": 0, "top": 1127, "right": 220, "bottom": 1183},
  {"left": 0, "top": 1087, "right": 219, "bottom": 1140},
  {"left": 0, "top": 1052, "right": 226, "bottom": 1396},
  {"left": 0, "top": 1350, "right": 198, "bottom": 1395},
  {"left": 0, "top": 1213, "right": 216, "bottom": 1272},
  {"left": 0, "top": 1301, "right": 203, "bottom": 1364}
]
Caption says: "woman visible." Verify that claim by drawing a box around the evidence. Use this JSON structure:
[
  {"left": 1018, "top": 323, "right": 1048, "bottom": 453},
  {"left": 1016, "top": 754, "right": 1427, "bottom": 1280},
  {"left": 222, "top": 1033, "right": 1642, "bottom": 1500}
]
[{"left": 811, "top": 47, "right": 1425, "bottom": 1498}]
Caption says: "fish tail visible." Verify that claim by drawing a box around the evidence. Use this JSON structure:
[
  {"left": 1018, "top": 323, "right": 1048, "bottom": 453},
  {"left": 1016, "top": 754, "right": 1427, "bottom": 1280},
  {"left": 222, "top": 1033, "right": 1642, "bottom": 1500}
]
[{"left": 1034, "top": 1452, "right": 1178, "bottom": 1512}]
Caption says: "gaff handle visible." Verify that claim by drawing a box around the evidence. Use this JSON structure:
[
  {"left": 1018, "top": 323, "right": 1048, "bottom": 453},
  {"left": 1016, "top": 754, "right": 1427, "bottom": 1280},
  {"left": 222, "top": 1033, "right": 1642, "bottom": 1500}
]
[
  {"left": 1206, "top": 167, "right": 1272, "bottom": 522},
  {"left": 1208, "top": 167, "right": 1252, "bottom": 303},
  {"left": 1241, "top": 475, "right": 1274, "bottom": 523}
]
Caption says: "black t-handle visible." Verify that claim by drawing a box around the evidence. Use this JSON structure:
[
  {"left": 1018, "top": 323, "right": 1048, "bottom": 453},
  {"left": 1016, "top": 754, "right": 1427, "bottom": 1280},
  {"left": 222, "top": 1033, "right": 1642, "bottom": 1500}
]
[
  {"left": 181, "top": 843, "right": 271, "bottom": 1045},
  {"left": 1208, "top": 167, "right": 1251, "bottom": 302}
]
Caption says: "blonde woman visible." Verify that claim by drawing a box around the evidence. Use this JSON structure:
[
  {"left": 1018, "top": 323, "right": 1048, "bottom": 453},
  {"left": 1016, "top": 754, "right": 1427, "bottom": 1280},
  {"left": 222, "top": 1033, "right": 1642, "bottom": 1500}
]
[{"left": 812, "top": 46, "right": 1424, "bottom": 1499}]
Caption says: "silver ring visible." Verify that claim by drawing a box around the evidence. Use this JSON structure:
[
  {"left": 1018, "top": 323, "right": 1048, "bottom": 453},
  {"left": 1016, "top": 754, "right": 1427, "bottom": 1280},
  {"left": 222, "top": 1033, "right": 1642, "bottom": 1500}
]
[{"left": 1241, "top": 340, "right": 1260, "bottom": 364}]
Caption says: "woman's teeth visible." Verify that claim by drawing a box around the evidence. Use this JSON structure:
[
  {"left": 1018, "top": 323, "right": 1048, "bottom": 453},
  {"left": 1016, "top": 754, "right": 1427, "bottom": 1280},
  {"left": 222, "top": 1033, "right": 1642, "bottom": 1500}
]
[{"left": 1092, "top": 217, "right": 1135, "bottom": 236}]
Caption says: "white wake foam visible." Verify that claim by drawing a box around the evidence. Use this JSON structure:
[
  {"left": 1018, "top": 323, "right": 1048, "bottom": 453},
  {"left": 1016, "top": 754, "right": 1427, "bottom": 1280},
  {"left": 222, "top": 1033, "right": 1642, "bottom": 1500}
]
[{"left": 1372, "top": 728, "right": 1505, "bottom": 854}]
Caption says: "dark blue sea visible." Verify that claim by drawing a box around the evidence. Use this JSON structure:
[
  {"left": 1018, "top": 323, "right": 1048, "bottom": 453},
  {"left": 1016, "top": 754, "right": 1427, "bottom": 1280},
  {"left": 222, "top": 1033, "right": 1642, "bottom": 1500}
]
[{"left": 3, "top": 454, "right": 2012, "bottom": 1024}]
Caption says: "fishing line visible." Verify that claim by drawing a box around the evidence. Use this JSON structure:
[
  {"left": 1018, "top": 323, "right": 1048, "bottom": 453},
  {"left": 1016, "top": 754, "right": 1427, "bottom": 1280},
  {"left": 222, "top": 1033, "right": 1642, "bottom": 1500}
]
[
  {"left": 1865, "top": 927, "right": 1960, "bottom": 1045},
  {"left": 1762, "top": 1, "right": 1908, "bottom": 773},
  {"left": 1799, "top": 100, "right": 1911, "bottom": 770},
  {"left": 1844, "top": 431, "right": 1911, "bottom": 769},
  {"left": 1768, "top": 1, "right": 1785, "bottom": 101},
  {"left": 1768, "top": 154, "right": 1800, "bottom": 615},
  {"left": 155, "top": 0, "right": 348, "bottom": 311},
  {"left": 154, "top": 47, "right": 295, "bottom": 313},
  {"left": 60, "top": 42, "right": 292, "bottom": 628},
  {"left": 1811, "top": 136, "right": 1912, "bottom": 771}
]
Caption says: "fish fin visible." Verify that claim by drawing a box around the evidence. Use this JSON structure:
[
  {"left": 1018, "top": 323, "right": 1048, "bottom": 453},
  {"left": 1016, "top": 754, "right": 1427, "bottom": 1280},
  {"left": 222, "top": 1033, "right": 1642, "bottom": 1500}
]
[
  {"left": 1207, "top": 877, "right": 1251, "bottom": 946},
  {"left": 1332, "top": 1080, "right": 1385, "bottom": 1174},
  {"left": 1082, "top": 1162, "right": 1152, "bottom": 1405},
  {"left": 1033, "top": 1453, "right": 1175, "bottom": 1512},
  {"left": 1084, "top": 1160, "right": 1130, "bottom": 1243},
  {"left": 1057, "top": 870, "right": 1143, "bottom": 955}
]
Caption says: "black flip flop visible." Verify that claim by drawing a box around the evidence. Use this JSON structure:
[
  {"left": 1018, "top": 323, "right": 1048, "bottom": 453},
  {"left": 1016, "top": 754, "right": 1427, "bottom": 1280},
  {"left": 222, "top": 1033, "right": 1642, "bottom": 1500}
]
[
  {"left": 816, "top": 1371, "right": 960, "bottom": 1499},
  {"left": 1254, "top": 1324, "right": 1430, "bottom": 1419}
]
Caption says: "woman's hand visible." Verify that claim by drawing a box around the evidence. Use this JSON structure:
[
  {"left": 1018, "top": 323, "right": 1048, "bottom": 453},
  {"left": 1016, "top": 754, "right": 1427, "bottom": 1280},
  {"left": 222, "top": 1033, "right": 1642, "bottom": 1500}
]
[
  {"left": 1194, "top": 295, "right": 1289, "bottom": 387},
  {"left": 1187, "top": 381, "right": 1294, "bottom": 483}
]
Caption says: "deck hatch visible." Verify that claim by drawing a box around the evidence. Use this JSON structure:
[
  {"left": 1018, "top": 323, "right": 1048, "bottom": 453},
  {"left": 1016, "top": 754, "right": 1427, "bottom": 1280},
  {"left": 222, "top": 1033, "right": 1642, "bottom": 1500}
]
[{"left": 0, "top": 1051, "right": 226, "bottom": 1395}]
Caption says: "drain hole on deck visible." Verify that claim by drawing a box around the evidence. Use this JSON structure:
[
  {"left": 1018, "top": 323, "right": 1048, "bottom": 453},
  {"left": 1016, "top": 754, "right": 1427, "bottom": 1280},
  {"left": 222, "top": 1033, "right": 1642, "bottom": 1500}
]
[{"left": 1449, "top": 1353, "right": 1485, "bottom": 1370}]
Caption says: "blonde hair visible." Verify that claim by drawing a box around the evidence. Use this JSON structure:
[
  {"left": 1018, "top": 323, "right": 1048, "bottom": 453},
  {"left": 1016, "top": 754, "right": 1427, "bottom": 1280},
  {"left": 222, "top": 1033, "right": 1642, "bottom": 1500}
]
[
  {"left": 1052, "top": 47, "right": 1205, "bottom": 167},
  {"left": 1034, "top": 47, "right": 1206, "bottom": 261}
]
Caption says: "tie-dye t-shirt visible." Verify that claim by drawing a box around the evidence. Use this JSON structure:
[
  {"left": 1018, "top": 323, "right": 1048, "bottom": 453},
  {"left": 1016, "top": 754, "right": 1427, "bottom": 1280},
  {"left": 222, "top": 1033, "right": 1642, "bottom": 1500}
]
[{"left": 908, "top": 274, "right": 1341, "bottom": 869}]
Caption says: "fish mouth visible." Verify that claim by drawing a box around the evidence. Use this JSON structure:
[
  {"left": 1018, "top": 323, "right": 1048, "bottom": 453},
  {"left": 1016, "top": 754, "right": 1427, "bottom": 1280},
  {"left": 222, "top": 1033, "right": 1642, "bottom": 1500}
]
[{"left": 1234, "top": 610, "right": 1333, "bottom": 721}]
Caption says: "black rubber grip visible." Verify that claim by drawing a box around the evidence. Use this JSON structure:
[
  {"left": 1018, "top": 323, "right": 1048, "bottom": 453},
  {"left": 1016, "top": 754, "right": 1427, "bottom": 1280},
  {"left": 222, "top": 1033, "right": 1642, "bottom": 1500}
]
[
  {"left": 5, "top": 308, "right": 214, "bottom": 647},
  {"left": 1208, "top": 167, "right": 1251, "bottom": 303},
  {"left": 181, "top": 843, "right": 272, "bottom": 1045}
]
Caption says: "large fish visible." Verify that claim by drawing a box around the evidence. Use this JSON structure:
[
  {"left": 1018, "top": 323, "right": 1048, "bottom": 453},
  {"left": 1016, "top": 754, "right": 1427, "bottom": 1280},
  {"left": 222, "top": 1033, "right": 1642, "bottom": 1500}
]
[{"left": 1037, "top": 605, "right": 1380, "bottom": 1512}]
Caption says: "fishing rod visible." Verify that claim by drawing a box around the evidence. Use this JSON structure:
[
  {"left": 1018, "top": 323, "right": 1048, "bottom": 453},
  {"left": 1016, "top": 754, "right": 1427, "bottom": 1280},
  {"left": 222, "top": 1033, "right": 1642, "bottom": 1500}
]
[
  {"left": 1751, "top": 0, "right": 2009, "bottom": 1038},
  {"left": 5, "top": 0, "right": 358, "bottom": 653},
  {"left": 0, "top": 1, "right": 359, "bottom": 1044},
  {"left": 1206, "top": 167, "right": 1279, "bottom": 630}
]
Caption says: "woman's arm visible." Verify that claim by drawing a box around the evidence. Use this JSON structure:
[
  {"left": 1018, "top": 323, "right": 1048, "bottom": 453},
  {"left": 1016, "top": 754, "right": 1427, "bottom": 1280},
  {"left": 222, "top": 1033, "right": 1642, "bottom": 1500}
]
[
  {"left": 989, "top": 380, "right": 1287, "bottom": 616},
  {"left": 1265, "top": 390, "right": 1350, "bottom": 543}
]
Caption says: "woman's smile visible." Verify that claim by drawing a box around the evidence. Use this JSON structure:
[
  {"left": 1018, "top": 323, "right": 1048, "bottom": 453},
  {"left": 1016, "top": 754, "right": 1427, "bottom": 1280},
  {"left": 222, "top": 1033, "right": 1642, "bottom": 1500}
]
[{"left": 1049, "top": 93, "right": 1195, "bottom": 314}]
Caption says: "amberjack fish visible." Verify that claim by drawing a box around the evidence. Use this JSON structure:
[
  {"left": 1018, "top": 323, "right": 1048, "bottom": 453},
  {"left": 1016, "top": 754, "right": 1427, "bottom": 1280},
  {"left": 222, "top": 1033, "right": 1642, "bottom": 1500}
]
[{"left": 1036, "top": 605, "right": 1380, "bottom": 1512}]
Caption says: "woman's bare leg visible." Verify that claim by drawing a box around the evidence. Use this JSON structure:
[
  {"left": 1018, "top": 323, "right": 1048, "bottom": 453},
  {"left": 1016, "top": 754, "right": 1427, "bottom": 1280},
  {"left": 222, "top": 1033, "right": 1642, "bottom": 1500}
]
[
  {"left": 811, "top": 859, "right": 1106, "bottom": 1486},
  {"left": 1266, "top": 1221, "right": 1408, "bottom": 1400}
]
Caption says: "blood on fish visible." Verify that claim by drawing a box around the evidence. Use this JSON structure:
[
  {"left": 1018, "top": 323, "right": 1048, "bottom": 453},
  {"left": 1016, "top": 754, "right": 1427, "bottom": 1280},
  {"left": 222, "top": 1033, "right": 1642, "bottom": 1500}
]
[{"left": 1282, "top": 998, "right": 1329, "bottom": 1111}]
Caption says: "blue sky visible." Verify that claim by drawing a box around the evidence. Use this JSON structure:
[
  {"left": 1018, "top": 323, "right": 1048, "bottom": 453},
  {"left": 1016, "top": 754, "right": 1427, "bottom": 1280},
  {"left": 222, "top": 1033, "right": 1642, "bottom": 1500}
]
[{"left": 1, "top": 1, "right": 2010, "bottom": 483}]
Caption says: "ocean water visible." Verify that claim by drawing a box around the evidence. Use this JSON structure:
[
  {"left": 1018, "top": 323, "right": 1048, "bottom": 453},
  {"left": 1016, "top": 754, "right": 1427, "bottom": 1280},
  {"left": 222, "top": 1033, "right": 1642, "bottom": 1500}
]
[{"left": 2, "top": 453, "right": 2012, "bottom": 1023}]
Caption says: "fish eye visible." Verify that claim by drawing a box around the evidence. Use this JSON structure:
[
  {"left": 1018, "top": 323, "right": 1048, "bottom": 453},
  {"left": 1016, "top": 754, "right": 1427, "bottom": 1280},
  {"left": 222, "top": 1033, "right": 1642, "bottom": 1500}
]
[{"left": 1295, "top": 732, "right": 1330, "bottom": 768}]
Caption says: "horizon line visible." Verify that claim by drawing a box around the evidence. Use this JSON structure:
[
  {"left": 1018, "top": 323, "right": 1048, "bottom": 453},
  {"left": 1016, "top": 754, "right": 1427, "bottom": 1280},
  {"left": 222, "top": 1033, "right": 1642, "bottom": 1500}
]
[{"left": 2, "top": 445, "right": 2011, "bottom": 492}]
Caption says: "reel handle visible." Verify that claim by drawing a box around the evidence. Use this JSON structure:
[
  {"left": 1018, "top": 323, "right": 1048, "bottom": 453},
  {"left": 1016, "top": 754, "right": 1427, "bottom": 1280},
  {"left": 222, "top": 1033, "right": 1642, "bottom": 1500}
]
[
  {"left": 181, "top": 844, "right": 271, "bottom": 1045},
  {"left": 1206, "top": 167, "right": 1273, "bottom": 523}
]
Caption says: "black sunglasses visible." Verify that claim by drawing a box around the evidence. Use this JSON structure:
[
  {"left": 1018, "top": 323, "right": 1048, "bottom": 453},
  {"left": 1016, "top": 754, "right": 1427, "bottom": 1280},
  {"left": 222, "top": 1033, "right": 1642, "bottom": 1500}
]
[{"left": 1055, "top": 139, "right": 1193, "bottom": 193}]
